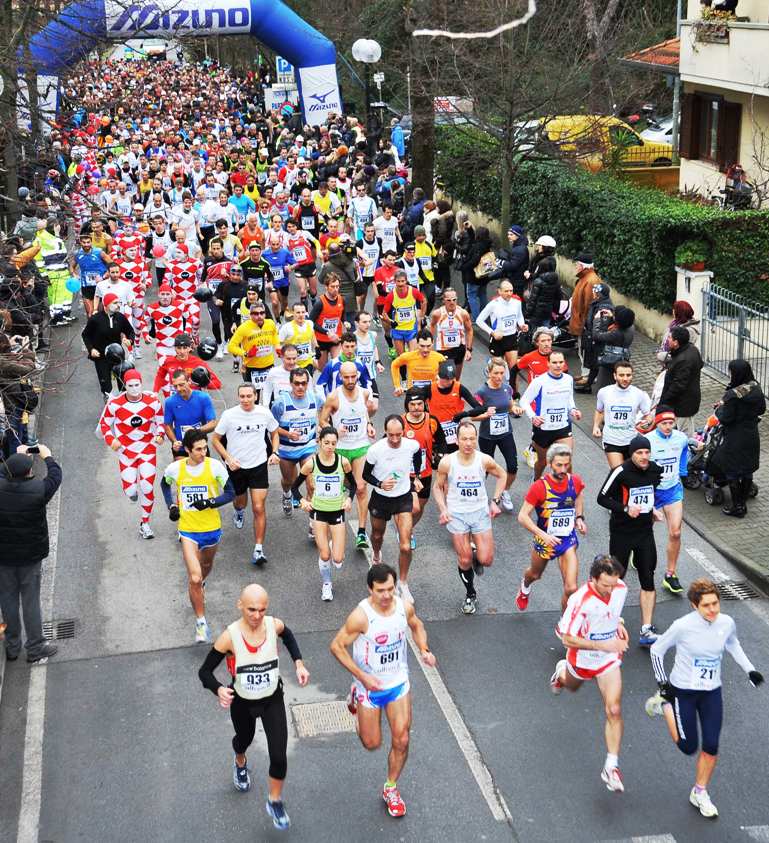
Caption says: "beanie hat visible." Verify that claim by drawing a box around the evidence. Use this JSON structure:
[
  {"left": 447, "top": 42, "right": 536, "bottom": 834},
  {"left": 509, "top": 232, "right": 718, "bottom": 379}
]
[
  {"left": 508, "top": 225, "right": 524, "bottom": 237},
  {"left": 628, "top": 434, "right": 650, "bottom": 455},
  {"left": 614, "top": 305, "right": 635, "bottom": 329},
  {"left": 158, "top": 283, "right": 173, "bottom": 293},
  {"left": 122, "top": 368, "right": 142, "bottom": 383},
  {"left": 103, "top": 292, "right": 119, "bottom": 308},
  {"left": 5, "top": 452, "right": 34, "bottom": 479}
]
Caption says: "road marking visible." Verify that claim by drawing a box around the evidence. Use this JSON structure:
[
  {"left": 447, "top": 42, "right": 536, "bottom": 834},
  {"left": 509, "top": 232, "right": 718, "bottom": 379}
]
[
  {"left": 603, "top": 836, "right": 677, "bottom": 843},
  {"left": 345, "top": 515, "right": 513, "bottom": 825},
  {"left": 17, "top": 430, "right": 64, "bottom": 843},
  {"left": 743, "top": 826, "right": 769, "bottom": 841}
]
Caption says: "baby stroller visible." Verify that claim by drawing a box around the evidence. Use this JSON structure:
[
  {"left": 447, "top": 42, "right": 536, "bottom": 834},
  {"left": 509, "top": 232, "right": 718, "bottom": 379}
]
[
  {"left": 550, "top": 298, "right": 577, "bottom": 351},
  {"left": 683, "top": 416, "right": 759, "bottom": 505}
]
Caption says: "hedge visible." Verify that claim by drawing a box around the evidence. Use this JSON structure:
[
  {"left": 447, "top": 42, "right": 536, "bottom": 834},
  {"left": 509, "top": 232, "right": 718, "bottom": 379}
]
[{"left": 435, "top": 127, "right": 769, "bottom": 312}]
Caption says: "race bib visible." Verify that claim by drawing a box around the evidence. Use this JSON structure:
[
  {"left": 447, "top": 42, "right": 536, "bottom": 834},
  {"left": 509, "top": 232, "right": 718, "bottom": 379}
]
[
  {"left": 546, "top": 406, "right": 566, "bottom": 428},
  {"left": 242, "top": 669, "right": 273, "bottom": 691},
  {"left": 296, "top": 341, "right": 311, "bottom": 358},
  {"left": 693, "top": 656, "right": 721, "bottom": 690},
  {"left": 272, "top": 266, "right": 284, "bottom": 280},
  {"left": 395, "top": 305, "right": 415, "bottom": 323},
  {"left": 547, "top": 507, "right": 575, "bottom": 537},
  {"left": 418, "top": 256, "right": 432, "bottom": 270},
  {"left": 657, "top": 456, "right": 677, "bottom": 477},
  {"left": 315, "top": 475, "right": 341, "bottom": 499},
  {"left": 84, "top": 272, "right": 101, "bottom": 286},
  {"left": 441, "top": 420, "right": 458, "bottom": 445},
  {"left": 301, "top": 217, "right": 314, "bottom": 230},
  {"left": 442, "top": 330, "right": 460, "bottom": 348},
  {"left": 628, "top": 485, "right": 654, "bottom": 512},
  {"left": 321, "top": 317, "right": 339, "bottom": 334},
  {"left": 292, "top": 248, "right": 306, "bottom": 261},
  {"left": 500, "top": 314, "right": 518, "bottom": 331},
  {"left": 457, "top": 480, "right": 482, "bottom": 498},
  {"left": 289, "top": 417, "right": 312, "bottom": 439},
  {"left": 180, "top": 483, "right": 207, "bottom": 510},
  {"left": 490, "top": 413, "right": 509, "bottom": 435},
  {"left": 342, "top": 415, "right": 361, "bottom": 434},
  {"left": 608, "top": 404, "right": 632, "bottom": 423},
  {"left": 374, "top": 641, "right": 402, "bottom": 673},
  {"left": 249, "top": 368, "right": 269, "bottom": 387}
]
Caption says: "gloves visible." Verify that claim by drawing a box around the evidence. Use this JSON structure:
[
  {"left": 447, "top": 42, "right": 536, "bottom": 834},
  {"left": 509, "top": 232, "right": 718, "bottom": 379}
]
[
  {"left": 191, "top": 497, "right": 216, "bottom": 511},
  {"left": 658, "top": 681, "right": 675, "bottom": 702},
  {"left": 168, "top": 504, "right": 180, "bottom": 522},
  {"left": 246, "top": 345, "right": 258, "bottom": 358},
  {"left": 749, "top": 670, "right": 764, "bottom": 688}
]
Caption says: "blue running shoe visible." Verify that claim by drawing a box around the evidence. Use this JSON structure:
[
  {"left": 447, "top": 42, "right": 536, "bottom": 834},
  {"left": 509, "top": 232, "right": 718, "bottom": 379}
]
[
  {"left": 266, "top": 800, "right": 291, "bottom": 830},
  {"left": 233, "top": 757, "right": 250, "bottom": 792}
]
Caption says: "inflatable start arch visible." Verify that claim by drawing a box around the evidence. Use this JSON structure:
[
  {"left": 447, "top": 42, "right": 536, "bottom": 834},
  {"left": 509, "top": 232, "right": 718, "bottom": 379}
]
[{"left": 28, "top": 0, "right": 342, "bottom": 126}]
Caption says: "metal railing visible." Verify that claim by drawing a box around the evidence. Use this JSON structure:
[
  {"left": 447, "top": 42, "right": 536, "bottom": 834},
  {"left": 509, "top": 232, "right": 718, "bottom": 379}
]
[{"left": 701, "top": 283, "right": 769, "bottom": 392}]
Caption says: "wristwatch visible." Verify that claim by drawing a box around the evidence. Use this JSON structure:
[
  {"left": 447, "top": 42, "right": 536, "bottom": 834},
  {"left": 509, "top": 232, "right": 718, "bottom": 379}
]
[{"left": 492, "top": 496, "right": 502, "bottom": 505}]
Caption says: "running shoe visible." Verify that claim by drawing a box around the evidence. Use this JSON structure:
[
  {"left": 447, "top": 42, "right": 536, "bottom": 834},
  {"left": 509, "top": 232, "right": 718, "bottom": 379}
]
[
  {"left": 410, "top": 535, "right": 416, "bottom": 550},
  {"left": 522, "top": 447, "right": 537, "bottom": 469},
  {"left": 355, "top": 529, "right": 369, "bottom": 549},
  {"left": 549, "top": 659, "right": 566, "bottom": 694},
  {"left": 139, "top": 522, "right": 154, "bottom": 540},
  {"left": 461, "top": 595, "right": 478, "bottom": 615},
  {"left": 689, "top": 787, "right": 718, "bottom": 818},
  {"left": 128, "top": 492, "right": 139, "bottom": 503},
  {"left": 266, "top": 800, "right": 291, "bottom": 830},
  {"left": 216, "top": 344, "right": 224, "bottom": 360},
  {"left": 472, "top": 550, "right": 484, "bottom": 577},
  {"left": 382, "top": 785, "right": 407, "bottom": 818},
  {"left": 233, "top": 757, "right": 250, "bottom": 792},
  {"left": 601, "top": 766, "right": 625, "bottom": 793},
  {"left": 281, "top": 491, "right": 293, "bottom": 516},
  {"left": 644, "top": 691, "right": 666, "bottom": 718},
  {"left": 346, "top": 683, "right": 358, "bottom": 715},
  {"left": 292, "top": 495, "right": 301, "bottom": 509},
  {"left": 387, "top": 346, "right": 397, "bottom": 360},
  {"left": 399, "top": 582, "right": 414, "bottom": 605},
  {"left": 195, "top": 619, "right": 211, "bottom": 643},
  {"left": 663, "top": 573, "right": 684, "bottom": 594},
  {"left": 321, "top": 582, "right": 334, "bottom": 602},
  {"left": 639, "top": 624, "right": 659, "bottom": 647},
  {"left": 232, "top": 359, "right": 240, "bottom": 373},
  {"left": 26, "top": 643, "right": 58, "bottom": 663},
  {"left": 251, "top": 550, "right": 268, "bottom": 567},
  {"left": 515, "top": 588, "right": 529, "bottom": 611},
  {"left": 499, "top": 490, "right": 514, "bottom": 513},
  {"left": 232, "top": 508, "right": 245, "bottom": 529}
]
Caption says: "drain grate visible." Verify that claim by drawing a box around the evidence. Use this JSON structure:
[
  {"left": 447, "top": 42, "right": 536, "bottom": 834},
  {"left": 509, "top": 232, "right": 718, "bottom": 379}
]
[
  {"left": 715, "top": 580, "right": 761, "bottom": 601},
  {"left": 42, "top": 618, "right": 77, "bottom": 640},
  {"left": 291, "top": 701, "right": 356, "bottom": 738}
]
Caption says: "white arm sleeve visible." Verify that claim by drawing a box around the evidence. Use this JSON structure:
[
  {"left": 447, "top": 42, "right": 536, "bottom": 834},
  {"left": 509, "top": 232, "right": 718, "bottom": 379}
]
[{"left": 725, "top": 620, "right": 755, "bottom": 674}]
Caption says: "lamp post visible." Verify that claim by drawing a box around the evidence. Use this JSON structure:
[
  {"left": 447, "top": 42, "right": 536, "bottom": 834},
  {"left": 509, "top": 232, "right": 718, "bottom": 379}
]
[{"left": 351, "top": 38, "right": 381, "bottom": 159}]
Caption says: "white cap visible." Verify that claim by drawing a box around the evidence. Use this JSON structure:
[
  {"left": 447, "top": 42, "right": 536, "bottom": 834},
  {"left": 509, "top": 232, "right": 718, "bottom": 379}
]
[{"left": 535, "top": 235, "right": 557, "bottom": 248}]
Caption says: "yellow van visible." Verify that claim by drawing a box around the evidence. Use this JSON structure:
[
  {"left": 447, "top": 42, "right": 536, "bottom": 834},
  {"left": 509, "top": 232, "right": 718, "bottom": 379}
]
[{"left": 534, "top": 115, "right": 674, "bottom": 171}]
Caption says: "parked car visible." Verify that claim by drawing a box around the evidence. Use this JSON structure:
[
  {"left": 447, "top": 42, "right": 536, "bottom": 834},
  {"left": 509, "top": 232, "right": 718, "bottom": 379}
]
[{"left": 641, "top": 115, "right": 676, "bottom": 145}]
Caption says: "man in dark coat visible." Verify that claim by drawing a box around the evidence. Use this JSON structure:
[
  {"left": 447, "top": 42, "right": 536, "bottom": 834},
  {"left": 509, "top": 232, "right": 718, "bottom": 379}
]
[
  {"left": 0, "top": 445, "right": 62, "bottom": 662},
  {"left": 659, "top": 327, "right": 704, "bottom": 435},
  {"left": 488, "top": 225, "right": 529, "bottom": 296}
]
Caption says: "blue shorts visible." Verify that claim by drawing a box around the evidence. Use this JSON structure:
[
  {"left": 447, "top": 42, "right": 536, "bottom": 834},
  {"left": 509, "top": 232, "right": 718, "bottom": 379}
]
[
  {"left": 354, "top": 679, "right": 410, "bottom": 709},
  {"left": 178, "top": 528, "right": 222, "bottom": 549},
  {"left": 655, "top": 483, "right": 684, "bottom": 508},
  {"left": 277, "top": 445, "right": 316, "bottom": 463},
  {"left": 273, "top": 278, "right": 290, "bottom": 290},
  {"left": 392, "top": 328, "right": 417, "bottom": 343},
  {"left": 533, "top": 531, "right": 578, "bottom": 561}
]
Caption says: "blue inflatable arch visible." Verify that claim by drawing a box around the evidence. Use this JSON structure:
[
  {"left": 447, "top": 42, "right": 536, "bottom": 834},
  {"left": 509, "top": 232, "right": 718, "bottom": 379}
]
[{"left": 28, "top": 0, "right": 342, "bottom": 126}]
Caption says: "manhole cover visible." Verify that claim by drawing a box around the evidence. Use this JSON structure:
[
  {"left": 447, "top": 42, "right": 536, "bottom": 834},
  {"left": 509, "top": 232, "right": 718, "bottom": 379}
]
[
  {"left": 291, "top": 701, "right": 356, "bottom": 738},
  {"left": 42, "top": 618, "right": 77, "bottom": 640},
  {"left": 715, "top": 580, "right": 761, "bottom": 601}
]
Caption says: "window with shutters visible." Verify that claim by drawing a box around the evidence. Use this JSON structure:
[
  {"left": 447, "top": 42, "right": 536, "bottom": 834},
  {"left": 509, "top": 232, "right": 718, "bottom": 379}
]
[
  {"left": 698, "top": 97, "right": 721, "bottom": 163},
  {"left": 680, "top": 91, "right": 742, "bottom": 173}
]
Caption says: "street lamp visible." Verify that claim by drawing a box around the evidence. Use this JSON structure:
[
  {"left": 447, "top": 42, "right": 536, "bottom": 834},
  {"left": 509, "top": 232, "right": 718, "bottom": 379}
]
[{"left": 351, "top": 38, "right": 381, "bottom": 159}]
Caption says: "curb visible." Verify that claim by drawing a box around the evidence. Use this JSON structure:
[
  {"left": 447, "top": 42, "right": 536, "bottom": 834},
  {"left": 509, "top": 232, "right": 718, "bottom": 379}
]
[{"left": 473, "top": 323, "right": 769, "bottom": 590}]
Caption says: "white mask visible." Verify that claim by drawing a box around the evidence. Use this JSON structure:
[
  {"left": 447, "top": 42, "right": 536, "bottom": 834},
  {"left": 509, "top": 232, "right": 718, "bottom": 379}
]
[{"left": 125, "top": 379, "right": 142, "bottom": 398}]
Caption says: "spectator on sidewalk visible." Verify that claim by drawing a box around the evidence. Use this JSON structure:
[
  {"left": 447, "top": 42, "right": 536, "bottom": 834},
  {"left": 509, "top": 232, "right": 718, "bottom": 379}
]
[
  {"left": 576, "top": 283, "right": 614, "bottom": 395},
  {"left": 658, "top": 327, "right": 704, "bottom": 436},
  {"left": 656, "top": 300, "right": 700, "bottom": 364},
  {"left": 570, "top": 253, "right": 601, "bottom": 386},
  {"left": 488, "top": 225, "right": 529, "bottom": 297},
  {"left": 592, "top": 305, "right": 635, "bottom": 391},
  {"left": 707, "top": 359, "right": 766, "bottom": 518},
  {"left": 0, "top": 444, "right": 62, "bottom": 663},
  {"left": 459, "top": 226, "right": 494, "bottom": 320}
]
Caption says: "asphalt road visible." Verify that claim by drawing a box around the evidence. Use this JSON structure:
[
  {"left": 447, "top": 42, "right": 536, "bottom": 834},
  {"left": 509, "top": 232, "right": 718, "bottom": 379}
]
[{"left": 2, "top": 296, "right": 769, "bottom": 843}]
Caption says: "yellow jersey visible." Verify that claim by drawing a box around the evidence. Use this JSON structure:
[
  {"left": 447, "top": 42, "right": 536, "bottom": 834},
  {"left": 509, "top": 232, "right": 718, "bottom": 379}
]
[
  {"left": 414, "top": 240, "right": 437, "bottom": 283},
  {"left": 280, "top": 319, "right": 315, "bottom": 368},
  {"left": 228, "top": 318, "right": 280, "bottom": 368},
  {"left": 175, "top": 457, "right": 224, "bottom": 533}
]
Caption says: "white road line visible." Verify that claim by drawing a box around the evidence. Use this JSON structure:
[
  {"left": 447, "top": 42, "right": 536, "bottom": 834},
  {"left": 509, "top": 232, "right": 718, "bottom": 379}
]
[
  {"left": 17, "top": 428, "right": 64, "bottom": 843},
  {"left": 743, "top": 825, "right": 769, "bottom": 841},
  {"left": 345, "top": 515, "right": 513, "bottom": 824},
  {"left": 603, "top": 836, "right": 677, "bottom": 843}
]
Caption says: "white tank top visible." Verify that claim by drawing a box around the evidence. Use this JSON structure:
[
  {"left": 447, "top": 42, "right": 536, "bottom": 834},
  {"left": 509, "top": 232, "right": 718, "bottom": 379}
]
[
  {"left": 435, "top": 309, "right": 466, "bottom": 350},
  {"left": 332, "top": 387, "right": 371, "bottom": 449},
  {"left": 352, "top": 597, "right": 409, "bottom": 689},
  {"left": 355, "top": 332, "right": 377, "bottom": 378},
  {"left": 228, "top": 617, "right": 280, "bottom": 700},
  {"left": 446, "top": 450, "right": 489, "bottom": 513}
]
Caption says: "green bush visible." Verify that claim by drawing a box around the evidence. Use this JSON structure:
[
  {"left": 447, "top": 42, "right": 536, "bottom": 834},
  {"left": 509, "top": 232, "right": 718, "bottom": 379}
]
[{"left": 436, "top": 127, "right": 769, "bottom": 311}]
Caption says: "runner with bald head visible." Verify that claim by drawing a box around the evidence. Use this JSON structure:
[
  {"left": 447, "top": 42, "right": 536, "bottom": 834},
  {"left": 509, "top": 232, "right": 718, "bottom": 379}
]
[{"left": 198, "top": 584, "right": 309, "bottom": 831}]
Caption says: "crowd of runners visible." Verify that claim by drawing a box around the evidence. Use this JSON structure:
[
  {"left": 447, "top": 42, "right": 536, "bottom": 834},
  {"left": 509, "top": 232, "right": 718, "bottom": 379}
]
[{"left": 3, "top": 57, "right": 763, "bottom": 832}]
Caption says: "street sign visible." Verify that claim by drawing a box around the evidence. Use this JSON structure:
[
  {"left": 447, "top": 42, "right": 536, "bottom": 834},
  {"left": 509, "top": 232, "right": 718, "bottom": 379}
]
[
  {"left": 373, "top": 72, "right": 385, "bottom": 84},
  {"left": 275, "top": 56, "right": 295, "bottom": 85}
]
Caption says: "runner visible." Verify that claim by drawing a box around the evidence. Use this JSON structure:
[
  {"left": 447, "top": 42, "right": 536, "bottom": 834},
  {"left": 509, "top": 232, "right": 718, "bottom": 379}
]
[
  {"left": 98, "top": 369, "right": 164, "bottom": 539},
  {"left": 144, "top": 283, "right": 190, "bottom": 361},
  {"left": 228, "top": 302, "right": 280, "bottom": 403},
  {"left": 260, "top": 344, "right": 299, "bottom": 408},
  {"left": 389, "top": 329, "right": 445, "bottom": 395},
  {"left": 329, "top": 563, "right": 436, "bottom": 818},
  {"left": 516, "top": 444, "right": 587, "bottom": 612},
  {"left": 373, "top": 204, "right": 402, "bottom": 255},
  {"left": 278, "top": 302, "right": 316, "bottom": 374},
  {"left": 516, "top": 327, "right": 564, "bottom": 386},
  {"left": 381, "top": 271, "right": 426, "bottom": 357},
  {"left": 474, "top": 358, "right": 524, "bottom": 512},
  {"left": 413, "top": 226, "right": 438, "bottom": 313},
  {"left": 421, "top": 361, "right": 487, "bottom": 453},
  {"left": 212, "top": 383, "right": 280, "bottom": 567},
  {"left": 550, "top": 555, "right": 629, "bottom": 793},
  {"left": 373, "top": 250, "right": 398, "bottom": 356},
  {"left": 520, "top": 350, "right": 581, "bottom": 480},
  {"left": 167, "top": 254, "right": 203, "bottom": 342},
  {"left": 597, "top": 434, "right": 664, "bottom": 646},
  {"left": 240, "top": 242, "right": 275, "bottom": 307},
  {"left": 395, "top": 243, "right": 428, "bottom": 292},
  {"left": 355, "top": 221, "right": 382, "bottom": 311},
  {"left": 262, "top": 233, "right": 296, "bottom": 322},
  {"left": 317, "top": 332, "right": 372, "bottom": 396},
  {"left": 362, "top": 415, "right": 422, "bottom": 604},
  {"left": 354, "top": 311, "right": 385, "bottom": 402},
  {"left": 646, "top": 578, "right": 763, "bottom": 818},
  {"left": 347, "top": 183, "right": 378, "bottom": 240},
  {"left": 309, "top": 274, "right": 346, "bottom": 370},
  {"left": 476, "top": 281, "right": 527, "bottom": 397},
  {"left": 649, "top": 407, "right": 690, "bottom": 595},
  {"left": 430, "top": 288, "right": 474, "bottom": 380},
  {"left": 285, "top": 218, "right": 319, "bottom": 308},
  {"left": 432, "top": 421, "right": 507, "bottom": 614},
  {"left": 69, "top": 231, "right": 113, "bottom": 318},
  {"left": 319, "top": 362, "right": 377, "bottom": 550},
  {"left": 153, "top": 333, "right": 221, "bottom": 397},
  {"left": 294, "top": 427, "right": 356, "bottom": 600},
  {"left": 163, "top": 370, "right": 217, "bottom": 460},
  {"left": 161, "top": 429, "right": 234, "bottom": 641},
  {"left": 592, "top": 361, "right": 653, "bottom": 468},
  {"left": 198, "top": 583, "right": 310, "bottom": 830}
]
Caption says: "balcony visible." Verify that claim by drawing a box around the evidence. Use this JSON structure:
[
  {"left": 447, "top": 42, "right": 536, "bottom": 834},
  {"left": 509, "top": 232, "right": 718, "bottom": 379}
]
[{"left": 680, "top": 19, "right": 769, "bottom": 96}]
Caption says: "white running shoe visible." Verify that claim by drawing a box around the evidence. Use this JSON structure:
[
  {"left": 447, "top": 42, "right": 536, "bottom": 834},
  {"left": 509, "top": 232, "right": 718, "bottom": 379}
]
[
  {"left": 549, "top": 659, "right": 567, "bottom": 695},
  {"left": 689, "top": 787, "right": 718, "bottom": 818},
  {"left": 195, "top": 619, "right": 211, "bottom": 643},
  {"left": 233, "top": 509, "right": 245, "bottom": 529},
  {"left": 139, "top": 522, "right": 154, "bottom": 540},
  {"left": 399, "top": 582, "right": 414, "bottom": 605},
  {"left": 601, "top": 766, "right": 625, "bottom": 793},
  {"left": 321, "top": 582, "right": 334, "bottom": 602},
  {"left": 216, "top": 344, "right": 224, "bottom": 360},
  {"left": 645, "top": 691, "right": 666, "bottom": 717},
  {"left": 499, "top": 490, "right": 514, "bottom": 513}
]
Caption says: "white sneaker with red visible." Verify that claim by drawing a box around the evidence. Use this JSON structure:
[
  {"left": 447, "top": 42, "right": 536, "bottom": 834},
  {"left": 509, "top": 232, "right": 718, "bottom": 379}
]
[
  {"left": 515, "top": 587, "right": 530, "bottom": 611},
  {"left": 549, "top": 659, "right": 566, "bottom": 694},
  {"left": 346, "top": 683, "right": 358, "bottom": 715},
  {"left": 382, "top": 784, "right": 407, "bottom": 817},
  {"left": 601, "top": 766, "right": 625, "bottom": 793}
]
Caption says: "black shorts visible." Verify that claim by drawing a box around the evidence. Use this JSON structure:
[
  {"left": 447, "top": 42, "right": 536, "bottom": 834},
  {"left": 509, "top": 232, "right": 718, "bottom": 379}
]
[
  {"left": 311, "top": 509, "right": 345, "bottom": 525},
  {"left": 294, "top": 264, "right": 317, "bottom": 278},
  {"left": 354, "top": 279, "right": 368, "bottom": 297},
  {"left": 316, "top": 340, "right": 337, "bottom": 355},
  {"left": 228, "top": 462, "right": 269, "bottom": 495},
  {"left": 242, "top": 364, "right": 272, "bottom": 386},
  {"left": 532, "top": 425, "right": 572, "bottom": 449},
  {"left": 604, "top": 442, "right": 630, "bottom": 458},
  {"left": 440, "top": 345, "right": 467, "bottom": 364},
  {"left": 489, "top": 334, "right": 518, "bottom": 355},
  {"left": 610, "top": 529, "right": 657, "bottom": 591},
  {"left": 368, "top": 489, "right": 413, "bottom": 521},
  {"left": 479, "top": 435, "right": 518, "bottom": 474},
  {"left": 81, "top": 286, "right": 96, "bottom": 300},
  {"left": 417, "top": 474, "right": 432, "bottom": 500}
]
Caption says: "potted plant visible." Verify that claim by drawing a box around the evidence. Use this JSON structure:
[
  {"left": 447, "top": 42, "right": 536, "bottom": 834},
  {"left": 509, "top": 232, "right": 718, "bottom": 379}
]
[
  {"left": 675, "top": 239, "right": 711, "bottom": 271},
  {"left": 693, "top": 7, "right": 734, "bottom": 43}
]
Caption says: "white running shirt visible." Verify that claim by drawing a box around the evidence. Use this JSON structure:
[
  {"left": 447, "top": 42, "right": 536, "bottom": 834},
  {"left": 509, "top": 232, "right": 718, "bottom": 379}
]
[
  {"left": 214, "top": 405, "right": 279, "bottom": 469},
  {"left": 596, "top": 384, "right": 651, "bottom": 446},
  {"left": 445, "top": 450, "right": 489, "bottom": 513},
  {"left": 476, "top": 297, "right": 526, "bottom": 337},
  {"left": 365, "top": 437, "right": 420, "bottom": 497},
  {"left": 352, "top": 597, "right": 409, "bottom": 689},
  {"left": 521, "top": 372, "right": 576, "bottom": 431}
]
